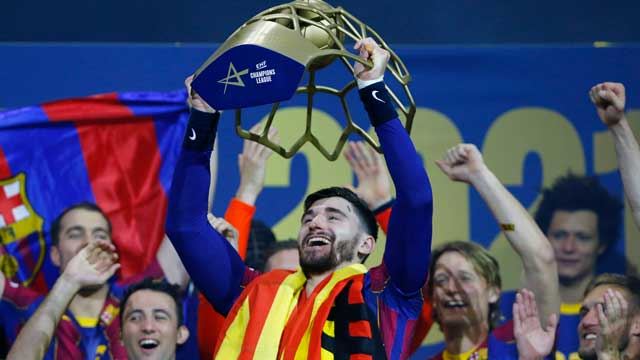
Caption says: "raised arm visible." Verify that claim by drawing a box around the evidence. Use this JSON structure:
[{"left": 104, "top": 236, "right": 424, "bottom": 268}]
[
  {"left": 225, "top": 124, "right": 278, "bottom": 258},
  {"left": 589, "top": 82, "right": 640, "bottom": 226},
  {"left": 436, "top": 144, "right": 560, "bottom": 325},
  {"left": 164, "top": 76, "right": 248, "bottom": 315},
  {"left": 7, "top": 241, "right": 119, "bottom": 360},
  {"left": 354, "top": 38, "right": 433, "bottom": 294}
]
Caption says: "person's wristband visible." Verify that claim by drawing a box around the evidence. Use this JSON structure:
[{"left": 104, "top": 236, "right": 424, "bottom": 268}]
[
  {"left": 183, "top": 109, "right": 221, "bottom": 151},
  {"left": 358, "top": 82, "right": 397, "bottom": 126}
]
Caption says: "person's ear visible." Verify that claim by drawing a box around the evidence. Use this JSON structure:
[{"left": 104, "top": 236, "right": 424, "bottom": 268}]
[
  {"left": 176, "top": 325, "right": 190, "bottom": 345},
  {"left": 358, "top": 235, "right": 375, "bottom": 257},
  {"left": 50, "top": 246, "right": 61, "bottom": 267},
  {"left": 488, "top": 286, "right": 500, "bottom": 304}
]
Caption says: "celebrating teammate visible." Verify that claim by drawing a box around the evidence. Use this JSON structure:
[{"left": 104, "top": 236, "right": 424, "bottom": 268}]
[{"left": 426, "top": 143, "right": 560, "bottom": 359}]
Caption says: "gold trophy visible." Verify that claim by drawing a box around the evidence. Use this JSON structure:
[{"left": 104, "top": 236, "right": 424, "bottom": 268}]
[{"left": 192, "top": 0, "right": 415, "bottom": 161}]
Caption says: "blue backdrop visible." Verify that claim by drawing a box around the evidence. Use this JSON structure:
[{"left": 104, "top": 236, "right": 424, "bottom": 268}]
[{"left": 1, "top": 44, "right": 639, "bottom": 356}]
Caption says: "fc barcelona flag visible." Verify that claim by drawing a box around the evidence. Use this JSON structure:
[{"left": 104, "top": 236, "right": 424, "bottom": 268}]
[{"left": 0, "top": 91, "right": 189, "bottom": 292}]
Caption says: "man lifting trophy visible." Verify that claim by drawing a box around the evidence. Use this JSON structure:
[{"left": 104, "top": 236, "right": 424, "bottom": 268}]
[
  {"left": 192, "top": 0, "right": 415, "bottom": 160},
  {"left": 169, "top": 1, "right": 432, "bottom": 359}
]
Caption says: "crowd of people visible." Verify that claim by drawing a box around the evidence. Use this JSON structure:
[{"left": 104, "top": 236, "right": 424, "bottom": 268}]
[{"left": 0, "top": 39, "right": 638, "bottom": 360}]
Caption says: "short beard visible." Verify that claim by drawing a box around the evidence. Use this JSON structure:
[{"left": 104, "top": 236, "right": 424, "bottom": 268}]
[
  {"left": 300, "top": 247, "right": 338, "bottom": 276},
  {"left": 300, "top": 238, "right": 358, "bottom": 276}
]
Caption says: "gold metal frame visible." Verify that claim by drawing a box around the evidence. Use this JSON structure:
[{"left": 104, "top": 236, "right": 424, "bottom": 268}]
[{"left": 233, "top": 0, "right": 415, "bottom": 161}]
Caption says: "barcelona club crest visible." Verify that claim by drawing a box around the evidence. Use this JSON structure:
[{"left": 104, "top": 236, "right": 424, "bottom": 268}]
[{"left": 0, "top": 173, "right": 45, "bottom": 286}]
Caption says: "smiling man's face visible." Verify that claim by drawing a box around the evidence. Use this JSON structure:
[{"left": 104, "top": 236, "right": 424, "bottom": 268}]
[
  {"left": 297, "top": 196, "right": 371, "bottom": 275},
  {"left": 121, "top": 289, "right": 188, "bottom": 360},
  {"left": 431, "top": 251, "right": 499, "bottom": 331}
]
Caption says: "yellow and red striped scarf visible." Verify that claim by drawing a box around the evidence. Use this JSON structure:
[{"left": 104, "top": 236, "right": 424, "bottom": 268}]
[{"left": 214, "top": 264, "right": 368, "bottom": 360}]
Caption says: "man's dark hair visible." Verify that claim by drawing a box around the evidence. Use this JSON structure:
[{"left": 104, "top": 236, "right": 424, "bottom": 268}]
[
  {"left": 427, "top": 241, "right": 503, "bottom": 330},
  {"left": 263, "top": 239, "right": 299, "bottom": 272},
  {"left": 584, "top": 273, "right": 640, "bottom": 315},
  {"left": 304, "top": 187, "right": 378, "bottom": 242},
  {"left": 120, "top": 278, "right": 183, "bottom": 327},
  {"left": 534, "top": 174, "right": 622, "bottom": 251},
  {"left": 50, "top": 202, "right": 112, "bottom": 246}
]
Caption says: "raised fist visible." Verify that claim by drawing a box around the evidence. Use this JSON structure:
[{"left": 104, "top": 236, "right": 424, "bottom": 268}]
[
  {"left": 185, "top": 75, "right": 217, "bottom": 113},
  {"left": 589, "top": 82, "right": 626, "bottom": 127},
  {"left": 353, "top": 38, "right": 390, "bottom": 81},
  {"left": 435, "top": 144, "right": 487, "bottom": 184}
]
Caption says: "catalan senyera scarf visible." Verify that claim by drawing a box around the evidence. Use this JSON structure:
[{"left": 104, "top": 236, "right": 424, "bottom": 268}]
[{"left": 214, "top": 263, "right": 386, "bottom": 360}]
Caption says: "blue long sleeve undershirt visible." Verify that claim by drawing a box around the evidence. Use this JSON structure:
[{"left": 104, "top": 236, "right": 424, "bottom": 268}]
[
  {"left": 376, "top": 119, "right": 432, "bottom": 294},
  {"left": 359, "top": 81, "right": 433, "bottom": 294},
  {"left": 165, "top": 111, "right": 246, "bottom": 315}
]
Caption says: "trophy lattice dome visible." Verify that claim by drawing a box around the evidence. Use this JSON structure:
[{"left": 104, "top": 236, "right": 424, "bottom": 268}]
[{"left": 233, "top": 0, "right": 415, "bottom": 160}]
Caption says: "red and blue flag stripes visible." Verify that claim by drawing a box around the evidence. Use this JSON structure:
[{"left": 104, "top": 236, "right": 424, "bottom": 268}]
[{"left": 0, "top": 91, "right": 188, "bottom": 291}]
